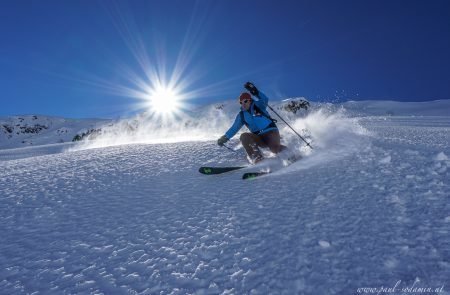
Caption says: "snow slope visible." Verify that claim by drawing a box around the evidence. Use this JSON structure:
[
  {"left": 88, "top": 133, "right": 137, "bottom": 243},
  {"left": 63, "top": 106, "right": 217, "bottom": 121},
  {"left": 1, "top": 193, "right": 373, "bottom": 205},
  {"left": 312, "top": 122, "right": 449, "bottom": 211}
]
[
  {"left": 2, "top": 99, "right": 448, "bottom": 151},
  {"left": 0, "top": 101, "right": 449, "bottom": 294},
  {"left": 0, "top": 99, "right": 309, "bottom": 151},
  {"left": 0, "top": 115, "right": 108, "bottom": 150},
  {"left": 341, "top": 99, "right": 450, "bottom": 117}
]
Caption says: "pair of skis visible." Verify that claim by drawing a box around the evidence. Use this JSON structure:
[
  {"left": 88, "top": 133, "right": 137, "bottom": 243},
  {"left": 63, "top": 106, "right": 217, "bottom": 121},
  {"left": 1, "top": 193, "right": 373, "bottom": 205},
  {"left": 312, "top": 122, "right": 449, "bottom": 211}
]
[
  {"left": 199, "top": 155, "right": 301, "bottom": 179},
  {"left": 198, "top": 166, "right": 269, "bottom": 180}
]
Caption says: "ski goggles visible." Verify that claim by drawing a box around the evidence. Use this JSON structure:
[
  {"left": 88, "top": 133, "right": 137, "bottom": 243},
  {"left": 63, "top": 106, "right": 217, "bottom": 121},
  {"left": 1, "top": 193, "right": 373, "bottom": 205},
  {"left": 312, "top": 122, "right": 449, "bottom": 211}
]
[{"left": 240, "top": 99, "right": 250, "bottom": 105}]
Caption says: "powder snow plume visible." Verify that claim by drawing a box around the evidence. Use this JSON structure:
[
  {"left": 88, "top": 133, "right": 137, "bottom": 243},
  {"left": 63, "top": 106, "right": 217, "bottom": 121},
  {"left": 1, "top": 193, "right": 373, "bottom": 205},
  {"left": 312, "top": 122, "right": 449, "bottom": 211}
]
[
  {"left": 278, "top": 104, "right": 372, "bottom": 173},
  {"left": 68, "top": 99, "right": 370, "bottom": 159},
  {"left": 68, "top": 103, "right": 234, "bottom": 151}
]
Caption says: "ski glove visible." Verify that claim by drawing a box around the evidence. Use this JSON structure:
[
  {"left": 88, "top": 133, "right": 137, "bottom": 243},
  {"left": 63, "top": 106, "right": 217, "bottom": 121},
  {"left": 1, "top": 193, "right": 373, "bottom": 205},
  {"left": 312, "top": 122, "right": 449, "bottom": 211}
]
[
  {"left": 244, "top": 82, "right": 259, "bottom": 96},
  {"left": 217, "top": 135, "right": 229, "bottom": 146}
]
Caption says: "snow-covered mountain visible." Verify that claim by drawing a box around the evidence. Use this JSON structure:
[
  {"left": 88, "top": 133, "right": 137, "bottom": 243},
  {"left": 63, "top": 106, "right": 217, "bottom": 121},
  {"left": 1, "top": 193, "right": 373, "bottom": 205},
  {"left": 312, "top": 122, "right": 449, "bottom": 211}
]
[
  {"left": 0, "top": 99, "right": 311, "bottom": 150},
  {"left": 0, "top": 115, "right": 109, "bottom": 150},
  {"left": 2, "top": 99, "right": 448, "bottom": 151},
  {"left": 0, "top": 99, "right": 449, "bottom": 294}
]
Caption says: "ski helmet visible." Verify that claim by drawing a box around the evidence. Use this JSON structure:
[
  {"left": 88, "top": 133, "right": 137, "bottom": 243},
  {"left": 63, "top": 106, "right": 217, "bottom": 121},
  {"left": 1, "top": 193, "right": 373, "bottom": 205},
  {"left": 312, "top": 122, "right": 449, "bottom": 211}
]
[{"left": 239, "top": 92, "right": 252, "bottom": 103}]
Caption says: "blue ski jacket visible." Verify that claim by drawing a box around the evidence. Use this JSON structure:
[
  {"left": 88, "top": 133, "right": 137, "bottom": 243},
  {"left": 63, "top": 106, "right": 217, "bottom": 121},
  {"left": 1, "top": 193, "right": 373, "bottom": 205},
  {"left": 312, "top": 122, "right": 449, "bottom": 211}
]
[{"left": 225, "top": 91, "right": 278, "bottom": 139}]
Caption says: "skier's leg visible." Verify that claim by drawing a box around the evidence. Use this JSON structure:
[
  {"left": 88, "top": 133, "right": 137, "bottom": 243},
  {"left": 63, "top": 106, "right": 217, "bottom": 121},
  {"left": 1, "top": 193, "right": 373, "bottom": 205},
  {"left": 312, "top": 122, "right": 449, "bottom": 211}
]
[
  {"left": 261, "top": 130, "right": 299, "bottom": 162},
  {"left": 240, "top": 133, "right": 267, "bottom": 163},
  {"left": 261, "top": 130, "right": 287, "bottom": 154}
]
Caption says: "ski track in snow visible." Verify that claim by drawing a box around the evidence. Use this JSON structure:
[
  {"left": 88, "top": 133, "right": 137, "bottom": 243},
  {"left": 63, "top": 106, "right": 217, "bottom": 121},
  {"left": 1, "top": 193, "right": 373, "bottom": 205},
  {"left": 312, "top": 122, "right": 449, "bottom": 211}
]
[{"left": 0, "top": 116, "right": 449, "bottom": 294}]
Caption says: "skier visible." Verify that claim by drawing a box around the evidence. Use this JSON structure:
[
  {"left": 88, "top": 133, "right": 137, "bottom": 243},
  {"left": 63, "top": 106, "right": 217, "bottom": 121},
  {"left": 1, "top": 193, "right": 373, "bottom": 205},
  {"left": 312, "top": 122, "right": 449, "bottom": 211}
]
[{"left": 217, "top": 82, "right": 287, "bottom": 163}]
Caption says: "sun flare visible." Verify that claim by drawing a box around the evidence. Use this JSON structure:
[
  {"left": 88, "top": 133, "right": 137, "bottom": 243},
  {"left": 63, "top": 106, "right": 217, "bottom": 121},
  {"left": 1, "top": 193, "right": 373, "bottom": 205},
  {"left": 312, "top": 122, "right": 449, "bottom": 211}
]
[{"left": 147, "top": 86, "right": 181, "bottom": 115}]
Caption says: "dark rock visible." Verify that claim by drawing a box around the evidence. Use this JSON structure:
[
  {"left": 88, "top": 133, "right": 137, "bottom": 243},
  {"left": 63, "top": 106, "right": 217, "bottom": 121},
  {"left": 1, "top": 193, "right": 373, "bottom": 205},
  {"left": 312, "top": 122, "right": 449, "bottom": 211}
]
[
  {"left": 283, "top": 99, "right": 310, "bottom": 114},
  {"left": 19, "top": 124, "right": 49, "bottom": 134},
  {"left": 2, "top": 125, "right": 13, "bottom": 134},
  {"left": 72, "top": 128, "right": 102, "bottom": 142}
]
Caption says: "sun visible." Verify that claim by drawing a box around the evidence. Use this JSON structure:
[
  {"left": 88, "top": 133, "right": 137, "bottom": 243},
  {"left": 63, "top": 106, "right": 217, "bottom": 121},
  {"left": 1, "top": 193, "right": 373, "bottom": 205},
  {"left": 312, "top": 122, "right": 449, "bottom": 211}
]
[{"left": 147, "top": 86, "right": 181, "bottom": 115}]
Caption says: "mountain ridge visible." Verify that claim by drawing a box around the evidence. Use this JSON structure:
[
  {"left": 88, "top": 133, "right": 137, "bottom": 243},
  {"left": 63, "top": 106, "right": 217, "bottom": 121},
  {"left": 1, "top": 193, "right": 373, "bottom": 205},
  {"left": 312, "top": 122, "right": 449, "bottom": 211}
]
[{"left": 1, "top": 99, "right": 449, "bottom": 150}]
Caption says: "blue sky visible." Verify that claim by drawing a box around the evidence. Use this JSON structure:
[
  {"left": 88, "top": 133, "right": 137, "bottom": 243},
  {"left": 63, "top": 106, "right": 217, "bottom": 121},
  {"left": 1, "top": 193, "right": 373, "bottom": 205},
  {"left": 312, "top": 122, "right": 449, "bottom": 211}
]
[{"left": 1, "top": 0, "right": 449, "bottom": 118}]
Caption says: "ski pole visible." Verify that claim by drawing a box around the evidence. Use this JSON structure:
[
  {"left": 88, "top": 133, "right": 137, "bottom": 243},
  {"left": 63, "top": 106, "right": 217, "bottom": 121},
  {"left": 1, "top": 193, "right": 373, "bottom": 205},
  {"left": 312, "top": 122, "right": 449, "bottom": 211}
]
[
  {"left": 222, "top": 144, "right": 238, "bottom": 153},
  {"left": 266, "top": 102, "right": 313, "bottom": 149},
  {"left": 245, "top": 81, "right": 313, "bottom": 150}
]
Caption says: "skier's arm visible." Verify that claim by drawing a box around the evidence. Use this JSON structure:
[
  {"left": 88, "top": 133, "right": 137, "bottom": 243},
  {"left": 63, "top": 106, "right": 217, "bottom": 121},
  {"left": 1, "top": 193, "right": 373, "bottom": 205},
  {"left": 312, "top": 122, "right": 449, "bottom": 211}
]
[
  {"left": 244, "top": 81, "right": 268, "bottom": 107},
  {"left": 254, "top": 91, "right": 269, "bottom": 108},
  {"left": 225, "top": 113, "right": 244, "bottom": 139}
]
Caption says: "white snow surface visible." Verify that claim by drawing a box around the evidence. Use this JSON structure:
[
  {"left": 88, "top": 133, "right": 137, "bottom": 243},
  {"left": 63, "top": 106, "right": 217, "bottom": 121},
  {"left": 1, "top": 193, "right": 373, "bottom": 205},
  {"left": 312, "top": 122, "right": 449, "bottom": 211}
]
[
  {"left": 0, "top": 115, "right": 108, "bottom": 150},
  {"left": 0, "top": 100, "right": 449, "bottom": 294}
]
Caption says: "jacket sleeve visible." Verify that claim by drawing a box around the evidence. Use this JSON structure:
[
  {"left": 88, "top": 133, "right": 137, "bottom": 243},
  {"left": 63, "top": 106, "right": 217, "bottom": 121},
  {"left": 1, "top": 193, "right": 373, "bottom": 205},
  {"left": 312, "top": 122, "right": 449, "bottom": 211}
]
[
  {"left": 254, "top": 91, "right": 269, "bottom": 109},
  {"left": 225, "top": 113, "right": 244, "bottom": 139}
]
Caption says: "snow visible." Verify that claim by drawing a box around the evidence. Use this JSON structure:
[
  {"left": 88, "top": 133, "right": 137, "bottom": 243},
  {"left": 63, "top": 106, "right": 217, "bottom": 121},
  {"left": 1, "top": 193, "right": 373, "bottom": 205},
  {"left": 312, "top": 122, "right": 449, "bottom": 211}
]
[
  {"left": 435, "top": 152, "right": 448, "bottom": 161},
  {"left": 0, "top": 100, "right": 449, "bottom": 294},
  {"left": 341, "top": 99, "right": 450, "bottom": 117},
  {"left": 0, "top": 115, "right": 108, "bottom": 149}
]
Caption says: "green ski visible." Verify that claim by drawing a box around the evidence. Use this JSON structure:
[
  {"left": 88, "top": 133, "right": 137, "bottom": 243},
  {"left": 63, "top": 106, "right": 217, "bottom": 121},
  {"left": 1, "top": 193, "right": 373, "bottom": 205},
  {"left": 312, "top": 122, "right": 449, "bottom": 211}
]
[
  {"left": 242, "top": 171, "right": 271, "bottom": 180},
  {"left": 199, "top": 166, "right": 246, "bottom": 175}
]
